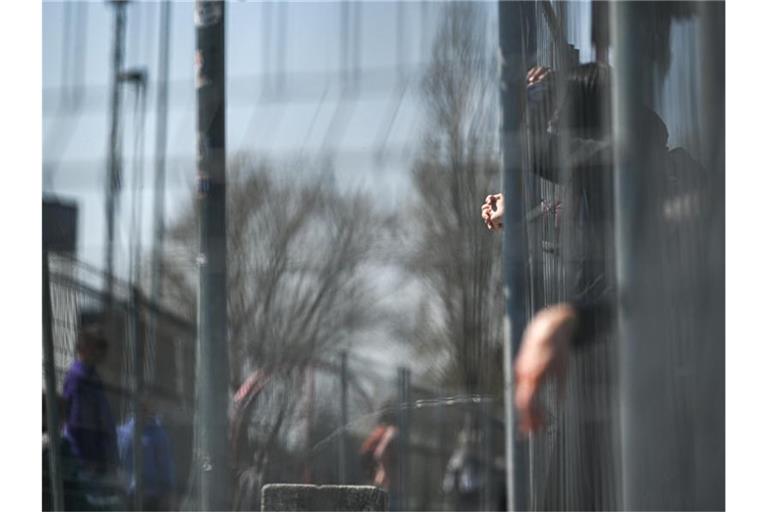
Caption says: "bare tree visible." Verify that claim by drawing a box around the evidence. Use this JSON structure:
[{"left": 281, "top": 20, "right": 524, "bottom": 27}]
[
  {"left": 160, "top": 156, "right": 392, "bottom": 381},
  {"left": 404, "top": 2, "right": 504, "bottom": 395},
  {"left": 158, "top": 156, "right": 394, "bottom": 507}
]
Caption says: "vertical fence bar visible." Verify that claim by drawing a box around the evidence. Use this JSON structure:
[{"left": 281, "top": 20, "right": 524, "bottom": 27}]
[
  {"left": 497, "top": 1, "right": 531, "bottom": 509},
  {"left": 148, "top": 0, "right": 172, "bottom": 384},
  {"left": 482, "top": 400, "right": 494, "bottom": 510},
  {"left": 194, "top": 1, "right": 231, "bottom": 509},
  {"left": 695, "top": 3, "right": 725, "bottom": 508},
  {"left": 304, "top": 364, "right": 316, "bottom": 484},
  {"left": 611, "top": 3, "right": 662, "bottom": 509},
  {"left": 437, "top": 399, "right": 447, "bottom": 510},
  {"left": 396, "top": 367, "right": 410, "bottom": 511},
  {"left": 611, "top": 4, "right": 643, "bottom": 508},
  {"left": 104, "top": 0, "right": 127, "bottom": 304},
  {"left": 612, "top": 3, "right": 725, "bottom": 510},
  {"left": 339, "top": 351, "right": 349, "bottom": 484},
  {"left": 129, "top": 287, "right": 144, "bottom": 510},
  {"left": 43, "top": 247, "right": 65, "bottom": 512}
]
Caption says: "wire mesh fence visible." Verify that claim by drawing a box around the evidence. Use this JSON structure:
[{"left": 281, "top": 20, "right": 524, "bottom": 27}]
[
  {"left": 44, "top": 255, "right": 507, "bottom": 511},
  {"left": 42, "top": 1, "right": 724, "bottom": 511},
  {"left": 508, "top": 2, "right": 724, "bottom": 510}
]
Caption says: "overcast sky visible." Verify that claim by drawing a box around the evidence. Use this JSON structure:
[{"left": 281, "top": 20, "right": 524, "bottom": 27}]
[{"left": 43, "top": 1, "right": 501, "bottom": 277}]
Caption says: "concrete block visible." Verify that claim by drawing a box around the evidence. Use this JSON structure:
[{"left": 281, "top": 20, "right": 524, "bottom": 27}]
[{"left": 261, "top": 484, "right": 388, "bottom": 511}]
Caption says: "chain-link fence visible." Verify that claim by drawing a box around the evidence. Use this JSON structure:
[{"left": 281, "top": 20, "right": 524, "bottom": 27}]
[
  {"left": 45, "top": 254, "right": 196, "bottom": 507},
  {"left": 44, "top": 255, "right": 508, "bottom": 511},
  {"left": 42, "top": 2, "right": 724, "bottom": 511},
  {"left": 507, "top": 2, "right": 724, "bottom": 510}
]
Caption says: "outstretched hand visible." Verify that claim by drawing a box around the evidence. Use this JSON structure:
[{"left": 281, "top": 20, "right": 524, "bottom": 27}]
[
  {"left": 481, "top": 193, "right": 505, "bottom": 231},
  {"left": 514, "top": 304, "right": 577, "bottom": 433}
]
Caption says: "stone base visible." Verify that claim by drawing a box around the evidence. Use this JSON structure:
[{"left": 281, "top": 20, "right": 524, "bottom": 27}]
[{"left": 261, "top": 484, "right": 388, "bottom": 512}]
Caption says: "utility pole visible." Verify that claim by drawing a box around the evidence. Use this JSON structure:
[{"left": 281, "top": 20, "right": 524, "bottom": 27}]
[
  {"left": 194, "top": 2, "right": 231, "bottom": 510},
  {"left": 148, "top": 0, "right": 172, "bottom": 382},
  {"left": 104, "top": 0, "right": 128, "bottom": 304},
  {"left": 497, "top": 1, "right": 531, "bottom": 510}
]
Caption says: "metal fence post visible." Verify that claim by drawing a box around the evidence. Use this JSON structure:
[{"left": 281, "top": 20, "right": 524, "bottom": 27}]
[
  {"left": 104, "top": 0, "right": 127, "bottom": 305},
  {"left": 339, "top": 351, "right": 349, "bottom": 484},
  {"left": 482, "top": 399, "right": 494, "bottom": 511},
  {"left": 611, "top": 3, "right": 676, "bottom": 509},
  {"left": 695, "top": 4, "right": 725, "bottom": 508},
  {"left": 43, "top": 247, "right": 65, "bottom": 512},
  {"left": 129, "top": 287, "right": 144, "bottom": 510},
  {"left": 148, "top": 0, "right": 172, "bottom": 389},
  {"left": 612, "top": 3, "right": 725, "bottom": 510},
  {"left": 396, "top": 367, "right": 410, "bottom": 511},
  {"left": 497, "top": 1, "right": 532, "bottom": 510},
  {"left": 194, "top": 1, "right": 231, "bottom": 509},
  {"left": 304, "top": 364, "right": 316, "bottom": 483}
]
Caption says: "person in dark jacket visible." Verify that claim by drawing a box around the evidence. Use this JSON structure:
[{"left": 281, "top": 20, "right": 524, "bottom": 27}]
[
  {"left": 61, "top": 311, "right": 124, "bottom": 509},
  {"left": 482, "top": 62, "right": 705, "bottom": 432}
]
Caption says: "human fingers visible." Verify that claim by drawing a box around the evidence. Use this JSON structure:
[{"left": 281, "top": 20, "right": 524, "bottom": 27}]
[
  {"left": 527, "top": 66, "right": 543, "bottom": 82},
  {"left": 483, "top": 212, "right": 495, "bottom": 229},
  {"left": 527, "top": 67, "right": 542, "bottom": 84},
  {"left": 533, "top": 66, "right": 550, "bottom": 82}
]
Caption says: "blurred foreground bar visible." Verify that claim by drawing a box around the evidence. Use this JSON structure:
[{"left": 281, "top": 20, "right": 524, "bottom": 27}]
[{"left": 261, "top": 484, "right": 387, "bottom": 512}]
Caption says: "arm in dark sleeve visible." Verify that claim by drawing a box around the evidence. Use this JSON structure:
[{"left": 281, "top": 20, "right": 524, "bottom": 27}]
[{"left": 529, "top": 130, "right": 613, "bottom": 184}]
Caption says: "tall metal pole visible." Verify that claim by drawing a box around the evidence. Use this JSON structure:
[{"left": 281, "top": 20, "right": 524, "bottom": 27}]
[
  {"left": 148, "top": 0, "right": 172, "bottom": 383},
  {"left": 194, "top": 2, "right": 231, "bottom": 510},
  {"left": 497, "top": 1, "right": 531, "bottom": 510},
  {"left": 612, "top": 4, "right": 725, "bottom": 510},
  {"left": 338, "top": 351, "right": 349, "bottom": 484},
  {"left": 695, "top": 5, "right": 725, "bottom": 506},
  {"left": 43, "top": 246, "right": 65, "bottom": 512},
  {"left": 611, "top": 3, "right": 664, "bottom": 510},
  {"left": 104, "top": 0, "right": 128, "bottom": 303}
]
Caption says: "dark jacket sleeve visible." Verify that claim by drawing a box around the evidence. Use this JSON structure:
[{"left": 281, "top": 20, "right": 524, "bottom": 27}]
[
  {"left": 571, "top": 283, "right": 614, "bottom": 348},
  {"left": 529, "top": 129, "right": 614, "bottom": 184}
]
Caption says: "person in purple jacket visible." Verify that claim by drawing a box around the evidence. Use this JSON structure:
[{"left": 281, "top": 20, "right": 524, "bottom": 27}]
[{"left": 62, "top": 311, "right": 119, "bottom": 488}]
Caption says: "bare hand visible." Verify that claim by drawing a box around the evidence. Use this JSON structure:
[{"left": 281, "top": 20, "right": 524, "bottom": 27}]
[
  {"left": 527, "top": 65, "right": 552, "bottom": 86},
  {"left": 481, "top": 193, "right": 505, "bottom": 231},
  {"left": 514, "top": 303, "right": 577, "bottom": 433}
]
